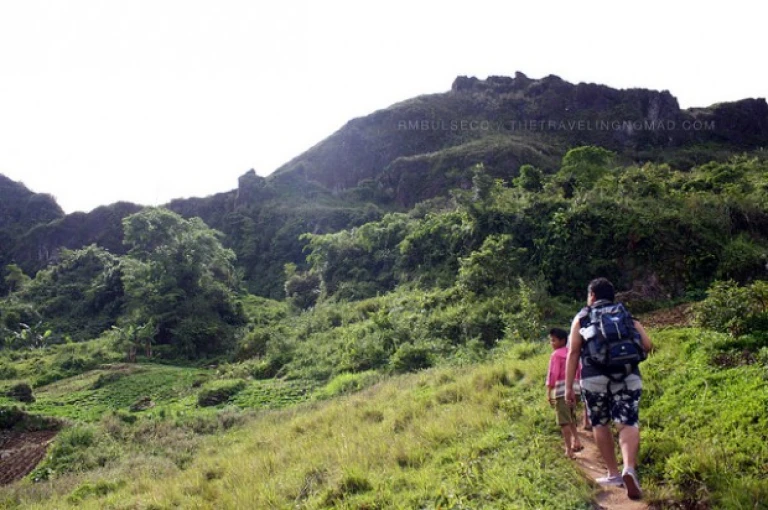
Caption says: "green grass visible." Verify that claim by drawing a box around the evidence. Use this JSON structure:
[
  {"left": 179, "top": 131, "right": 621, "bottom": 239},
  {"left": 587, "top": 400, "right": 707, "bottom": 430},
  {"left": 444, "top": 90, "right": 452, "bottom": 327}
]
[
  {"left": 231, "top": 378, "right": 319, "bottom": 409},
  {"left": 0, "top": 338, "right": 122, "bottom": 388},
  {"left": 24, "top": 364, "right": 207, "bottom": 422},
  {"left": 2, "top": 325, "right": 767, "bottom": 509},
  {"left": 640, "top": 328, "right": 768, "bottom": 508},
  {"left": 1, "top": 342, "right": 598, "bottom": 509},
  {"left": 4, "top": 362, "right": 321, "bottom": 423}
]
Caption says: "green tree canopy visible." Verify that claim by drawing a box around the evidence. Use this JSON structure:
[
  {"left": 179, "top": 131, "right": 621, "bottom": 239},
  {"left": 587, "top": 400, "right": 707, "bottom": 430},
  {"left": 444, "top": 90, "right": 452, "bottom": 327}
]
[
  {"left": 556, "top": 146, "right": 615, "bottom": 195},
  {"left": 19, "top": 245, "right": 124, "bottom": 340},
  {"left": 121, "top": 208, "right": 244, "bottom": 358}
]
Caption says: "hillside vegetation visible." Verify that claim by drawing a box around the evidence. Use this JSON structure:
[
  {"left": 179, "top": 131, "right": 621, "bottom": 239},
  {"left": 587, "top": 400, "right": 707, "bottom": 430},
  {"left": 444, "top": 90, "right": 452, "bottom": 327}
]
[
  {"left": 1, "top": 73, "right": 768, "bottom": 508},
  {"left": 1, "top": 326, "right": 766, "bottom": 509}
]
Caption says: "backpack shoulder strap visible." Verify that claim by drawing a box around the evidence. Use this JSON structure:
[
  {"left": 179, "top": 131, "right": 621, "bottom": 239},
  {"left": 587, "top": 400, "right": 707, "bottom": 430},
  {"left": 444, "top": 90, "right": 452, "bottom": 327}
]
[{"left": 577, "top": 306, "right": 592, "bottom": 329}]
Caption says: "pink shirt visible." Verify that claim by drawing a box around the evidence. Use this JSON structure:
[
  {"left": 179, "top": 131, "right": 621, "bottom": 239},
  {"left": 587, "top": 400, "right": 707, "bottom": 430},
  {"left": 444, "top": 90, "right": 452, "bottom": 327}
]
[{"left": 546, "top": 346, "right": 581, "bottom": 397}]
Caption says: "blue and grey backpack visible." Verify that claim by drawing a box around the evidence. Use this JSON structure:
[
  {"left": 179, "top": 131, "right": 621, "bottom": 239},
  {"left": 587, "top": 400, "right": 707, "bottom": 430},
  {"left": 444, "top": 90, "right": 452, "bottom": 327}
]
[{"left": 579, "top": 302, "right": 646, "bottom": 380}]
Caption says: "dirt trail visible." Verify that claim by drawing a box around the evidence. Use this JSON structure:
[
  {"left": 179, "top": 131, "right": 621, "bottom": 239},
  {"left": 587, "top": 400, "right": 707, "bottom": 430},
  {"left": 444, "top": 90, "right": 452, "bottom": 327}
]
[
  {"left": 0, "top": 430, "right": 57, "bottom": 485},
  {"left": 637, "top": 303, "right": 692, "bottom": 329},
  {"left": 572, "top": 428, "right": 648, "bottom": 510}
]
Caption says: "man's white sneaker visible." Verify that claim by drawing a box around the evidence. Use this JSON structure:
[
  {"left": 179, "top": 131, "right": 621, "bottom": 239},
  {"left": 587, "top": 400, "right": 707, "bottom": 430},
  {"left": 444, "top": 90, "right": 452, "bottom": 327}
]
[
  {"left": 595, "top": 474, "right": 624, "bottom": 487},
  {"left": 622, "top": 467, "right": 642, "bottom": 500}
]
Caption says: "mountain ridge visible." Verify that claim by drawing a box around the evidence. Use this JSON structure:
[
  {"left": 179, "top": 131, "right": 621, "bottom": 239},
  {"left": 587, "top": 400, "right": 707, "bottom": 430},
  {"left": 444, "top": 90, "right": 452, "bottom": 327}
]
[{"left": 1, "top": 72, "right": 767, "bottom": 295}]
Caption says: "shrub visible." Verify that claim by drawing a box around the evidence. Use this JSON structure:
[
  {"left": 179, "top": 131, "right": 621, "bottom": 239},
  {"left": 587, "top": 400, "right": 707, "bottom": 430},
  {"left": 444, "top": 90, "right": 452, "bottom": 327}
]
[
  {"left": 5, "top": 382, "right": 34, "bottom": 403},
  {"left": 0, "top": 406, "right": 26, "bottom": 428},
  {"left": 32, "top": 424, "right": 119, "bottom": 480},
  {"left": 693, "top": 280, "right": 768, "bottom": 337},
  {"left": 284, "top": 269, "right": 321, "bottom": 309},
  {"left": 91, "top": 372, "right": 123, "bottom": 390},
  {"left": 235, "top": 327, "right": 272, "bottom": 360},
  {"left": 220, "top": 358, "right": 281, "bottom": 380},
  {"left": 390, "top": 343, "right": 434, "bottom": 373},
  {"left": 319, "top": 371, "right": 380, "bottom": 399},
  {"left": 129, "top": 396, "right": 154, "bottom": 412},
  {"left": 197, "top": 379, "right": 247, "bottom": 407},
  {"left": 716, "top": 235, "right": 767, "bottom": 282},
  {"left": 0, "top": 363, "right": 18, "bottom": 379},
  {"left": 67, "top": 479, "right": 126, "bottom": 504}
]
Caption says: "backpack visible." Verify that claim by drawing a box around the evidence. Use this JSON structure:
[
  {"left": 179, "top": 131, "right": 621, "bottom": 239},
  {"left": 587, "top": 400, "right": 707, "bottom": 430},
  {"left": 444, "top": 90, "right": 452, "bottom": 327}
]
[{"left": 579, "top": 302, "right": 646, "bottom": 380}]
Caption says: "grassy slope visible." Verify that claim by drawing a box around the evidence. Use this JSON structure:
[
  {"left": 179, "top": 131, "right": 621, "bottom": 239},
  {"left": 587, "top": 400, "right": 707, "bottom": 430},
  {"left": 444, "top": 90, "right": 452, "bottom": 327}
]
[
  {"left": 640, "top": 328, "right": 768, "bottom": 507},
  {"left": 4, "top": 343, "right": 595, "bottom": 510},
  {"left": 2, "top": 327, "right": 767, "bottom": 509}
]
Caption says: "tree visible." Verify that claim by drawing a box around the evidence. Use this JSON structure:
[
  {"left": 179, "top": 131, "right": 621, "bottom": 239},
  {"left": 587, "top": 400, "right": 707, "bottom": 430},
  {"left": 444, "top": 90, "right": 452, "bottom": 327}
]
[
  {"left": 556, "top": 146, "right": 615, "bottom": 195},
  {"left": 111, "top": 323, "right": 155, "bottom": 362},
  {"left": 457, "top": 234, "right": 528, "bottom": 294},
  {"left": 121, "top": 208, "right": 244, "bottom": 358},
  {"left": 283, "top": 264, "right": 321, "bottom": 309},
  {"left": 4, "top": 264, "right": 30, "bottom": 295},
  {"left": 20, "top": 245, "right": 124, "bottom": 340},
  {"left": 513, "top": 164, "right": 544, "bottom": 192}
]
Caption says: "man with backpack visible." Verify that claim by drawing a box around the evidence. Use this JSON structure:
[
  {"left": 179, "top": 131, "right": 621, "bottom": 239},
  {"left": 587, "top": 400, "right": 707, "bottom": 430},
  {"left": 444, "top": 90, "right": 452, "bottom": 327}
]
[{"left": 564, "top": 278, "right": 653, "bottom": 500}]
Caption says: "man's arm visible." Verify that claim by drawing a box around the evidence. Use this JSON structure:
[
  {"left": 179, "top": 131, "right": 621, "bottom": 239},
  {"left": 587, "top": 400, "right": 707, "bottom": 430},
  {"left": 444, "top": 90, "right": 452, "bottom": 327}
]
[
  {"left": 565, "top": 316, "right": 582, "bottom": 405},
  {"left": 634, "top": 320, "right": 653, "bottom": 353}
]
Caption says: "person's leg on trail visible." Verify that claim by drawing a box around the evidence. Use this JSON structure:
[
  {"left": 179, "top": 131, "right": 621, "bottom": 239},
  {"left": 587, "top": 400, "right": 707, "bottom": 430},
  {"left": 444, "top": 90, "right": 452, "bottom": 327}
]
[
  {"left": 593, "top": 425, "right": 621, "bottom": 476},
  {"left": 619, "top": 427, "right": 643, "bottom": 500},
  {"left": 577, "top": 390, "right": 591, "bottom": 430},
  {"left": 569, "top": 422, "right": 583, "bottom": 452},
  {"left": 561, "top": 424, "right": 575, "bottom": 458},
  {"left": 556, "top": 398, "right": 578, "bottom": 457},
  {"left": 612, "top": 382, "right": 643, "bottom": 499},
  {"left": 582, "top": 381, "right": 622, "bottom": 484},
  {"left": 583, "top": 404, "right": 592, "bottom": 430},
  {"left": 618, "top": 424, "right": 640, "bottom": 470}
]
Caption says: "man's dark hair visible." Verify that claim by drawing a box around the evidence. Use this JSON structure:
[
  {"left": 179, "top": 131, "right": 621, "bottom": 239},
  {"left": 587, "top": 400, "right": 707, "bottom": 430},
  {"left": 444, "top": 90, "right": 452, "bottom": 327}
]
[
  {"left": 549, "top": 327, "right": 568, "bottom": 341},
  {"left": 588, "top": 277, "right": 615, "bottom": 302}
]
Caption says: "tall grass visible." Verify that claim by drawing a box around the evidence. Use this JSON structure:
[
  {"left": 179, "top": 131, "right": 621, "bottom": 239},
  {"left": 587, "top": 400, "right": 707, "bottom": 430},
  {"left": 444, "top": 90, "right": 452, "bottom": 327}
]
[
  {"left": 4, "top": 326, "right": 767, "bottom": 508},
  {"left": 3, "top": 345, "right": 595, "bottom": 509}
]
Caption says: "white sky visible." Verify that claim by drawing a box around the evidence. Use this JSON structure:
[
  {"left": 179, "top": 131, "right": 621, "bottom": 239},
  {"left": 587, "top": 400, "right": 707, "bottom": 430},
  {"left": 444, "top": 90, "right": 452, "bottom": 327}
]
[{"left": 0, "top": 0, "right": 766, "bottom": 213}]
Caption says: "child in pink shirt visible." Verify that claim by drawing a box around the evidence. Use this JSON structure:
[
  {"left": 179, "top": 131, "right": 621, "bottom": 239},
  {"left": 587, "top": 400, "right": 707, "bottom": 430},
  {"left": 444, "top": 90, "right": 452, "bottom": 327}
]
[{"left": 547, "top": 327, "right": 583, "bottom": 457}]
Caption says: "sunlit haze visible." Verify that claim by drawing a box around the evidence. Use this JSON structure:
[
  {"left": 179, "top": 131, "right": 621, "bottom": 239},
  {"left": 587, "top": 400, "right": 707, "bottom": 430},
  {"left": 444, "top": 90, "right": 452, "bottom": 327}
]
[{"left": 0, "top": 0, "right": 765, "bottom": 213}]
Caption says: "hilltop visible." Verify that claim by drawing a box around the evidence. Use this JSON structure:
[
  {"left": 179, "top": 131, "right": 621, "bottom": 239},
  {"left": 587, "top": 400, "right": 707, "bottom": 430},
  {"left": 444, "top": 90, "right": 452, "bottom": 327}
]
[{"left": 1, "top": 72, "right": 767, "bottom": 297}]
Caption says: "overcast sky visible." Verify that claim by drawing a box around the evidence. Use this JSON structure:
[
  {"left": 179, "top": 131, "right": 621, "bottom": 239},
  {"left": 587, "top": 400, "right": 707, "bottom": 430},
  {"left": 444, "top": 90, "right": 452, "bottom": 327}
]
[{"left": 0, "top": 1, "right": 765, "bottom": 213}]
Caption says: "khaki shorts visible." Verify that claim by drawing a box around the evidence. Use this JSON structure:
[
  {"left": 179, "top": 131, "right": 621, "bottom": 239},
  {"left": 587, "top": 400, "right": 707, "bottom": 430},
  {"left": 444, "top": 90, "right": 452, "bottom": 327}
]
[{"left": 554, "top": 397, "right": 577, "bottom": 426}]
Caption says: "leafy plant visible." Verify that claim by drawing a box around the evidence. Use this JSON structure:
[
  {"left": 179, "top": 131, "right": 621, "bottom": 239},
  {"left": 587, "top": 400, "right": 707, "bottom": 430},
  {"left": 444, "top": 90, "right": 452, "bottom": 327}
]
[{"left": 197, "top": 379, "right": 247, "bottom": 407}]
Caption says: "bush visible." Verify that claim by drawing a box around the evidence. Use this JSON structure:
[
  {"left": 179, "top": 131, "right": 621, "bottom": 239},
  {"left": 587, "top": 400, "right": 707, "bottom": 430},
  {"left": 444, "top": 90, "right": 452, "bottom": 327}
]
[
  {"left": 235, "top": 327, "right": 272, "bottom": 360},
  {"left": 5, "top": 382, "right": 34, "bottom": 403},
  {"left": 716, "top": 235, "right": 767, "bottom": 282},
  {"left": 67, "top": 480, "right": 126, "bottom": 504},
  {"left": 129, "top": 396, "right": 154, "bottom": 412},
  {"left": 693, "top": 280, "right": 768, "bottom": 337},
  {"left": 220, "top": 358, "right": 281, "bottom": 380},
  {"left": 0, "top": 406, "right": 26, "bottom": 428},
  {"left": 284, "top": 270, "right": 321, "bottom": 309},
  {"left": 91, "top": 372, "right": 123, "bottom": 390},
  {"left": 319, "top": 371, "right": 380, "bottom": 399},
  {"left": 390, "top": 343, "right": 434, "bottom": 373},
  {"left": 197, "top": 379, "right": 247, "bottom": 407},
  {"left": 0, "top": 362, "right": 18, "bottom": 379},
  {"left": 32, "top": 424, "right": 119, "bottom": 480},
  {"left": 0, "top": 406, "right": 59, "bottom": 431}
]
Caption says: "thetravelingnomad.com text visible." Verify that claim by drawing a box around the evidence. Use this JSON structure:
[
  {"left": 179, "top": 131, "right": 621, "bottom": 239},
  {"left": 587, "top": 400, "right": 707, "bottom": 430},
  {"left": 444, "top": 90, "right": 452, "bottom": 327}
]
[{"left": 396, "top": 119, "right": 716, "bottom": 132}]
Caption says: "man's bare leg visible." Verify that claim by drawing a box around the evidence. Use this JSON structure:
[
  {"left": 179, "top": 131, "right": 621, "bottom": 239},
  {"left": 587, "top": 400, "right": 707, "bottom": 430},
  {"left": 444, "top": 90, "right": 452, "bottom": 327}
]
[
  {"left": 593, "top": 425, "right": 620, "bottom": 476},
  {"left": 618, "top": 424, "right": 640, "bottom": 469}
]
